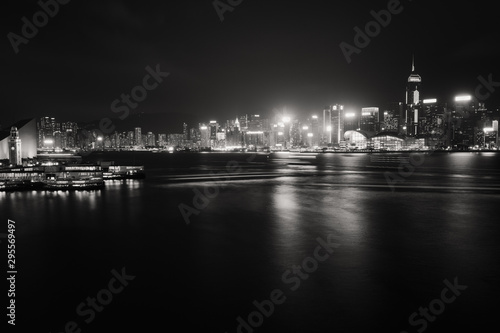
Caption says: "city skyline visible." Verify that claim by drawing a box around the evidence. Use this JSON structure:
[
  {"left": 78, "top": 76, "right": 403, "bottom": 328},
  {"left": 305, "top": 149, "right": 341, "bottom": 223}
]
[
  {"left": 2, "top": 2, "right": 500, "bottom": 332},
  {"left": 12, "top": 59, "right": 496, "bottom": 154}
]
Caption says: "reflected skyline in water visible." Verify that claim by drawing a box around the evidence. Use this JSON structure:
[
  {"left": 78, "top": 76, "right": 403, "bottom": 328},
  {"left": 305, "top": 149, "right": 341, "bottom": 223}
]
[{"left": 2, "top": 152, "right": 500, "bottom": 332}]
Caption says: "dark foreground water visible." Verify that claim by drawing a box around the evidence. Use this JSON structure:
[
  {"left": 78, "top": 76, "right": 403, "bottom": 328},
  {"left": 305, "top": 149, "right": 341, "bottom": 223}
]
[{"left": 2, "top": 152, "right": 500, "bottom": 332}]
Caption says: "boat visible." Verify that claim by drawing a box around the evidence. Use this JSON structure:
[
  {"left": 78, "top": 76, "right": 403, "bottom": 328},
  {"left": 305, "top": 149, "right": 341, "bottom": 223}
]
[
  {"left": 42, "top": 177, "right": 104, "bottom": 190},
  {"left": 99, "top": 162, "right": 145, "bottom": 180}
]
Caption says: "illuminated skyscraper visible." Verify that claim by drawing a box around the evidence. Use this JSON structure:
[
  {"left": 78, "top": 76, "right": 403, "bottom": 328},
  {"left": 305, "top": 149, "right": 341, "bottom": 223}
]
[
  {"left": 381, "top": 102, "right": 404, "bottom": 133},
  {"left": 209, "top": 121, "right": 218, "bottom": 139},
  {"left": 290, "top": 120, "right": 301, "bottom": 147},
  {"left": 199, "top": 124, "right": 210, "bottom": 148},
  {"left": 451, "top": 95, "right": 483, "bottom": 148},
  {"left": 360, "top": 107, "right": 379, "bottom": 133},
  {"left": 406, "top": 56, "right": 422, "bottom": 105},
  {"left": 134, "top": 127, "right": 142, "bottom": 146},
  {"left": 331, "top": 104, "right": 344, "bottom": 145},
  {"left": 344, "top": 111, "right": 358, "bottom": 132},
  {"left": 158, "top": 134, "right": 167, "bottom": 147},
  {"left": 183, "top": 122, "right": 188, "bottom": 140},
  {"left": 322, "top": 107, "right": 332, "bottom": 145},
  {"left": 310, "top": 115, "right": 320, "bottom": 147},
  {"left": 247, "top": 115, "right": 263, "bottom": 131},
  {"left": 420, "top": 99, "right": 447, "bottom": 148},
  {"left": 147, "top": 132, "right": 155, "bottom": 146},
  {"left": 406, "top": 56, "right": 422, "bottom": 136}
]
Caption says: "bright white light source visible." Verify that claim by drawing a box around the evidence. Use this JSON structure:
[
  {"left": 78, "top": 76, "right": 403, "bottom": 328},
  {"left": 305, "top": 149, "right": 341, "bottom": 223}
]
[
  {"left": 483, "top": 127, "right": 494, "bottom": 132},
  {"left": 278, "top": 132, "right": 284, "bottom": 136},
  {"left": 326, "top": 126, "right": 332, "bottom": 132},
  {"left": 302, "top": 126, "right": 309, "bottom": 130},
  {"left": 307, "top": 133, "right": 313, "bottom": 138},
  {"left": 282, "top": 117, "right": 291, "bottom": 123},
  {"left": 423, "top": 98, "right": 437, "bottom": 104},
  {"left": 200, "top": 126, "right": 208, "bottom": 130},
  {"left": 455, "top": 95, "right": 472, "bottom": 102},
  {"left": 345, "top": 112, "right": 355, "bottom": 118},
  {"left": 312, "top": 115, "right": 318, "bottom": 119}
]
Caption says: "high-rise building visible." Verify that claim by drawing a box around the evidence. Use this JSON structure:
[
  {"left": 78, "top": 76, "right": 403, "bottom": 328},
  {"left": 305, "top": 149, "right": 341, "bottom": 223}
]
[
  {"left": 183, "top": 123, "right": 188, "bottom": 140},
  {"left": 492, "top": 120, "right": 499, "bottom": 148},
  {"left": 419, "top": 99, "right": 448, "bottom": 148},
  {"left": 381, "top": 102, "right": 404, "bottom": 133},
  {"left": 199, "top": 124, "right": 210, "bottom": 148},
  {"left": 53, "top": 131, "right": 62, "bottom": 148},
  {"left": 158, "top": 134, "right": 167, "bottom": 147},
  {"left": 9, "top": 127, "right": 22, "bottom": 166},
  {"left": 226, "top": 126, "right": 242, "bottom": 148},
  {"left": 38, "top": 116, "right": 56, "bottom": 148},
  {"left": 190, "top": 127, "right": 201, "bottom": 145},
  {"left": 147, "top": 132, "right": 155, "bottom": 147},
  {"left": 167, "top": 134, "right": 184, "bottom": 147},
  {"left": 238, "top": 115, "right": 248, "bottom": 131},
  {"left": 61, "top": 121, "right": 78, "bottom": 146},
  {"left": 310, "top": 115, "right": 320, "bottom": 147},
  {"left": 247, "top": 115, "right": 263, "bottom": 132},
  {"left": 322, "top": 107, "right": 332, "bottom": 145},
  {"left": 134, "top": 127, "right": 142, "bottom": 146},
  {"left": 450, "top": 95, "right": 479, "bottom": 147},
  {"left": 406, "top": 56, "right": 422, "bottom": 136},
  {"left": 344, "top": 111, "right": 358, "bottom": 133},
  {"left": 360, "top": 107, "right": 379, "bottom": 133},
  {"left": 209, "top": 121, "right": 218, "bottom": 140},
  {"left": 331, "top": 104, "right": 344, "bottom": 145},
  {"left": 290, "top": 120, "right": 301, "bottom": 147}
]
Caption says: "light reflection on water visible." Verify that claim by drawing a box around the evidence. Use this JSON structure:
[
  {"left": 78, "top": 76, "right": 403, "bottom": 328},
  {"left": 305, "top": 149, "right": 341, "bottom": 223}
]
[{"left": 1, "top": 152, "right": 500, "bottom": 332}]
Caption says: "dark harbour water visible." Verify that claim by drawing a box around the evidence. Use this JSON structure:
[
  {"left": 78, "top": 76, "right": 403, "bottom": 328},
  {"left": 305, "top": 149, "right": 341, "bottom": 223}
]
[{"left": 2, "top": 152, "right": 500, "bottom": 332}]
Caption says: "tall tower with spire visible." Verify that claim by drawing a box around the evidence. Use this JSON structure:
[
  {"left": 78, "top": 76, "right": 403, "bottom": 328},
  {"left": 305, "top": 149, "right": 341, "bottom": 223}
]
[
  {"left": 9, "top": 127, "right": 22, "bottom": 166},
  {"left": 406, "top": 55, "right": 422, "bottom": 105},
  {"left": 405, "top": 55, "right": 422, "bottom": 136}
]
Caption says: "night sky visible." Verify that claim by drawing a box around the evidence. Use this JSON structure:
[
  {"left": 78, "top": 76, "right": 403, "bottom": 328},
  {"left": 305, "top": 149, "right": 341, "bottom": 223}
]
[{"left": 2, "top": 0, "right": 499, "bottom": 129}]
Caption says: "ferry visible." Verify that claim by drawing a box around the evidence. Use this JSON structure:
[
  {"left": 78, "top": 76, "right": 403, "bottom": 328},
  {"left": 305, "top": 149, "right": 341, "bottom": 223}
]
[
  {"left": 42, "top": 177, "right": 104, "bottom": 190},
  {"left": 1, "top": 163, "right": 145, "bottom": 191},
  {"left": 0, "top": 165, "right": 104, "bottom": 191},
  {"left": 102, "top": 165, "right": 145, "bottom": 180}
]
